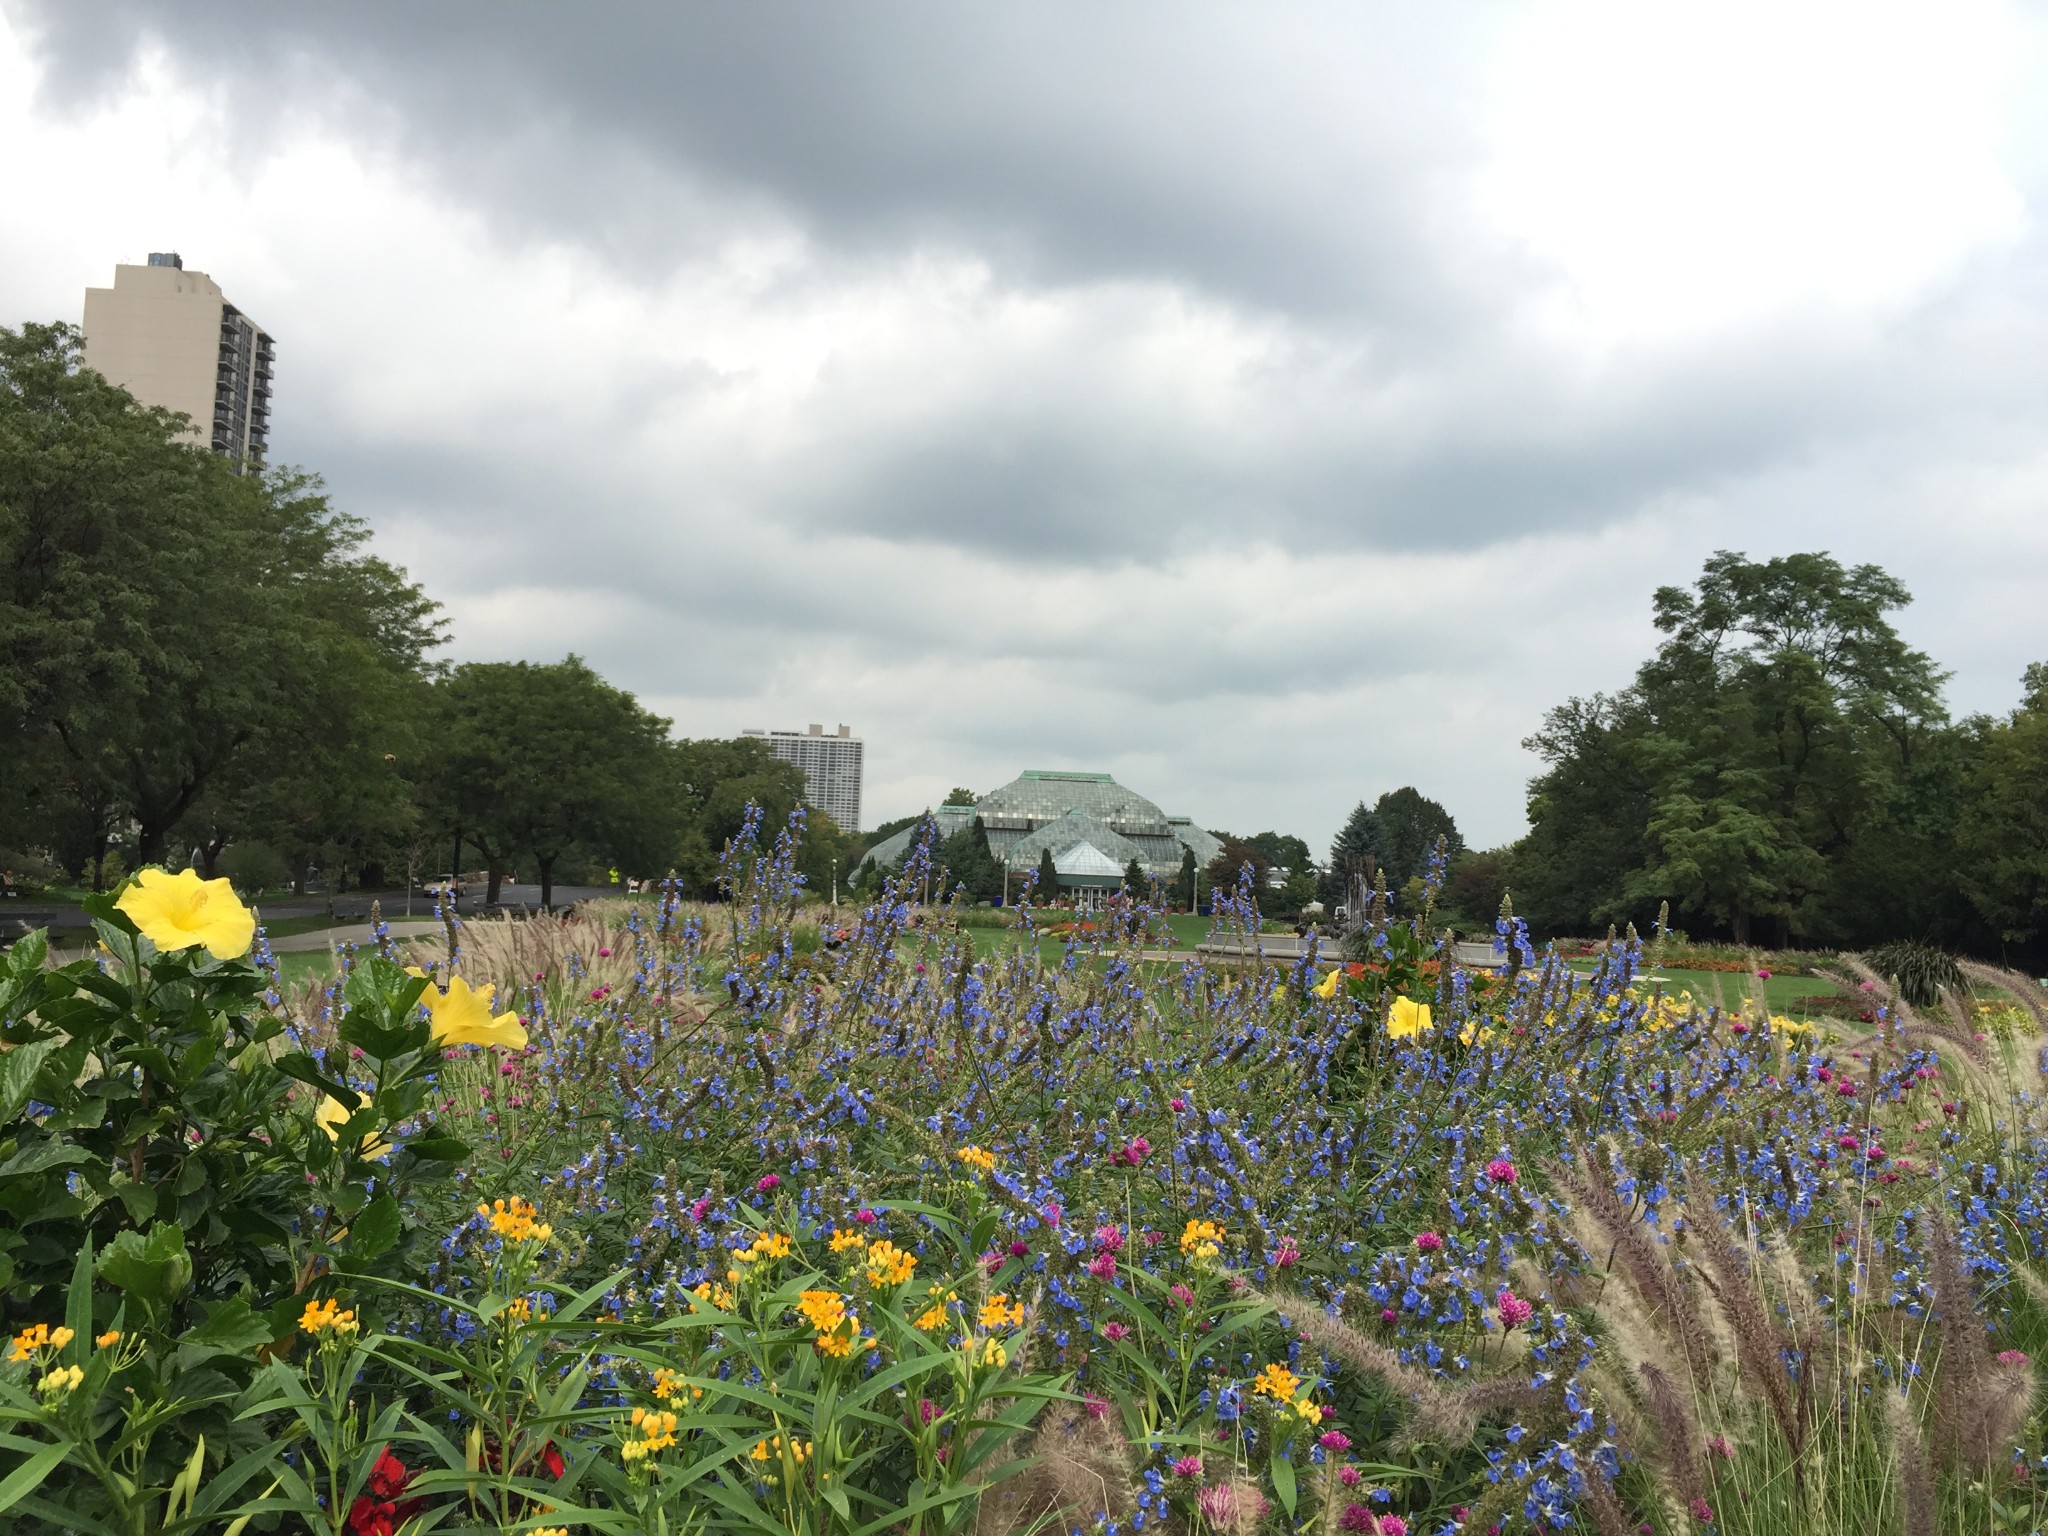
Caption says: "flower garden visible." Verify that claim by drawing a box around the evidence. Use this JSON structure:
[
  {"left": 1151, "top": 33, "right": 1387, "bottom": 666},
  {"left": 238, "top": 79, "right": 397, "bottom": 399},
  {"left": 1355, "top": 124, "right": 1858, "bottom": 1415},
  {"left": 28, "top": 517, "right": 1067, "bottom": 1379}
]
[{"left": 5, "top": 821, "right": 2048, "bottom": 1536}]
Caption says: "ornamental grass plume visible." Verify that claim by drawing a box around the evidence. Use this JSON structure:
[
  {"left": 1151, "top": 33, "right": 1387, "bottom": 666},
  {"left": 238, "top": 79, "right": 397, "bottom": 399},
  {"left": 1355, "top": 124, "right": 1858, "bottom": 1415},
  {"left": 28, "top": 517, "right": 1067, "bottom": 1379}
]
[
  {"left": 1886, "top": 1389, "right": 1939, "bottom": 1536},
  {"left": 1552, "top": 1157, "right": 1715, "bottom": 1385},
  {"left": 970, "top": 1400, "right": 1136, "bottom": 1536},
  {"left": 1681, "top": 1172, "right": 1801, "bottom": 1457},
  {"left": 1923, "top": 1204, "right": 2030, "bottom": 1475},
  {"left": 116, "top": 867, "right": 256, "bottom": 959}
]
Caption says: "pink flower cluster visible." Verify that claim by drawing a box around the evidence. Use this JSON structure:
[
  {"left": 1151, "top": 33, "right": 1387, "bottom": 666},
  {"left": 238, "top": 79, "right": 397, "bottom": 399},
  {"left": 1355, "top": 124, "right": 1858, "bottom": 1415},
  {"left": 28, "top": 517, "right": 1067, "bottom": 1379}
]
[
  {"left": 1109, "top": 1136, "right": 1151, "bottom": 1167},
  {"left": 1495, "top": 1288, "right": 1534, "bottom": 1329}
]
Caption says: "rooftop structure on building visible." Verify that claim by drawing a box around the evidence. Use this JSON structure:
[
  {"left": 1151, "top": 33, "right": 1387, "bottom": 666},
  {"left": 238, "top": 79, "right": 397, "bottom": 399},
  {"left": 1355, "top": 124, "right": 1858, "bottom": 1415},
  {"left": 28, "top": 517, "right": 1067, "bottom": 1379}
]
[
  {"left": 858, "top": 769, "right": 1221, "bottom": 891},
  {"left": 743, "top": 723, "right": 862, "bottom": 835},
  {"left": 83, "top": 254, "right": 274, "bottom": 470}
]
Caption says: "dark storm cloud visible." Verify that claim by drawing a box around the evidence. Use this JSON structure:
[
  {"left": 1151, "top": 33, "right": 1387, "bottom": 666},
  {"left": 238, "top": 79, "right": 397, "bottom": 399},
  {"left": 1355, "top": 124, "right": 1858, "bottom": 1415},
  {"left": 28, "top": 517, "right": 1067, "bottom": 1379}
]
[{"left": 16, "top": 1, "right": 1487, "bottom": 323}]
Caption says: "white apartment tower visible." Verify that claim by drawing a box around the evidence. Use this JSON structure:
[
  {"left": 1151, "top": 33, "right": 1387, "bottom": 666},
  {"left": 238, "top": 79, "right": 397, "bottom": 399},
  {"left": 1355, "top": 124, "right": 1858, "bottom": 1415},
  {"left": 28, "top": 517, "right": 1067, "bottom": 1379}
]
[
  {"left": 744, "top": 724, "right": 864, "bottom": 834},
  {"left": 83, "top": 254, "right": 274, "bottom": 469}
]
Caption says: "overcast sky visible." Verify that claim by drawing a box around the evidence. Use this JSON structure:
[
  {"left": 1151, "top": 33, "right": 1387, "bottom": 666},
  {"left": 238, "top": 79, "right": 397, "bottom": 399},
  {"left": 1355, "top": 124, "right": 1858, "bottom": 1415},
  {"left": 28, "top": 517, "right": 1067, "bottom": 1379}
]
[{"left": 4, "top": 2, "right": 2045, "bottom": 849}]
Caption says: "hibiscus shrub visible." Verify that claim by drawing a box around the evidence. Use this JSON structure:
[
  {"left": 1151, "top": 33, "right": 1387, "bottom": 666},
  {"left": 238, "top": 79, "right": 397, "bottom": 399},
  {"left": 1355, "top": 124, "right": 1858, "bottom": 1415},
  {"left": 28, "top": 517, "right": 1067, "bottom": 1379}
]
[{"left": 0, "top": 872, "right": 478, "bottom": 1531}]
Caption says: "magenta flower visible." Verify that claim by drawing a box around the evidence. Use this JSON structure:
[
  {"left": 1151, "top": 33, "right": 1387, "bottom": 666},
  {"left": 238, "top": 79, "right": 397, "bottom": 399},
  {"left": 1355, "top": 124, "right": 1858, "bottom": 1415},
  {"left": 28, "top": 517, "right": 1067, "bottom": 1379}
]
[
  {"left": 1689, "top": 1498, "right": 1714, "bottom": 1523},
  {"left": 1087, "top": 1252, "right": 1119, "bottom": 1280},
  {"left": 1171, "top": 1455, "right": 1203, "bottom": 1477},
  {"left": 689, "top": 1198, "right": 711, "bottom": 1222},
  {"left": 1381, "top": 1307, "right": 1398, "bottom": 1324},
  {"left": 1495, "top": 1288, "right": 1534, "bottom": 1329},
  {"left": 1084, "top": 1393, "right": 1110, "bottom": 1420},
  {"left": 1377, "top": 1519, "right": 1407, "bottom": 1536},
  {"left": 1042, "top": 1202, "right": 1062, "bottom": 1227},
  {"left": 1170, "top": 1096, "right": 1188, "bottom": 1111},
  {"left": 1999, "top": 1349, "right": 2031, "bottom": 1366},
  {"left": 1707, "top": 1434, "right": 1734, "bottom": 1460},
  {"left": 1485, "top": 1159, "right": 1518, "bottom": 1184},
  {"left": 1271, "top": 1237, "right": 1301, "bottom": 1269},
  {"left": 1318, "top": 1430, "right": 1351, "bottom": 1450},
  {"left": 1339, "top": 1503, "right": 1377, "bottom": 1532},
  {"left": 597, "top": 947, "right": 612, "bottom": 958},
  {"left": 1755, "top": 968, "right": 1772, "bottom": 979},
  {"left": 1414, "top": 1231, "right": 1444, "bottom": 1253},
  {"left": 1101, "top": 1321, "right": 1131, "bottom": 1342},
  {"left": 756, "top": 1174, "right": 780, "bottom": 1193},
  {"left": 1170, "top": 1283, "right": 1196, "bottom": 1308},
  {"left": 1008, "top": 1240, "right": 1029, "bottom": 1257},
  {"left": 1339, "top": 1465, "right": 1363, "bottom": 1487},
  {"left": 1095, "top": 1223, "right": 1125, "bottom": 1254},
  {"left": 855, "top": 1207, "right": 877, "bottom": 1224}
]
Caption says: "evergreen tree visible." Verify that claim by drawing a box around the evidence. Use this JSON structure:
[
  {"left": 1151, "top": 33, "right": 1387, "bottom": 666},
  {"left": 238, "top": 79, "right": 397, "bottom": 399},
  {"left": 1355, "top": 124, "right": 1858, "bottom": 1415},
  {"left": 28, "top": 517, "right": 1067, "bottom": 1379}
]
[
  {"left": 1123, "top": 856, "right": 1147, "bottom": 896},
  {"left": 1177, "top": 846, "right": 1198, "bottom": 910},
  {"left": 1038, "top": 845, "right": 1059, "bottom": 904},
  {"left": 939, "top": 815, "right": 1005, "bottom": 904},
  {"left": 1373, "top": 788, "right": 1463, "bottom": 882}
]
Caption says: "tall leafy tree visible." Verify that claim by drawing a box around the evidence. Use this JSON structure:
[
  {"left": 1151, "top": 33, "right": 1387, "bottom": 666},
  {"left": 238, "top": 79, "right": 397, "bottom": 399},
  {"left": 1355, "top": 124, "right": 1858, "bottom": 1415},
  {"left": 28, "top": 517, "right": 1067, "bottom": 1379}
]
[
  {"left": 0, "top": 323, "right": 441, "bottom": 879},
  {"left": 669, "top": 736, "right": 810, "bottom": 896},
  {"left": 939, "top": 815, "right": 1006, "bottom": 905},
  {"left": 1958, "top": 664, "right": 2048, "bottom": 949},
  {"left": 1519, "top": 551, "right": 1952, "bottom": 945},
  {"left": 429, "top": 657, "right": 674, "bottom": 909},
  {"left": 1037, "top": 846, "right": 1059, "bottom": 904}
]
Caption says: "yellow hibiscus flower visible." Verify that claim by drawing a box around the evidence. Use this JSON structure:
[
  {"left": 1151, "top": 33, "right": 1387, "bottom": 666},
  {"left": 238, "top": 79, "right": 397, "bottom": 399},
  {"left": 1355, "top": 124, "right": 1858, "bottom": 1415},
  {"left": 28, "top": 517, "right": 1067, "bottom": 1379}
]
[
  {"left": 405, "top": 969, "right": 528, "bottom": 1050},
  {"left": 1386, "top": 996, "right": 1433, "bottom": 1039},
  {"left": 314, "top": 1094, "right": 393, "bottom": 1160},
  {"left": 1313, "top": 968, "right": 1343, "bottom": 1000},
  {"left": 115, "top": 868, "right": 255, "bottom": 960}
]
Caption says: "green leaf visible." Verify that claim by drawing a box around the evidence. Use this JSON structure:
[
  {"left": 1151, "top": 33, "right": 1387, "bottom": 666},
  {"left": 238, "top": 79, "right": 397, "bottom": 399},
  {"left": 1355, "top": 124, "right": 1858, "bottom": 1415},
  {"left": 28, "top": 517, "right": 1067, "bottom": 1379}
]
[
  {"left": 273, "top": 1054, "right": 358, "bottom": 1111},
  {"left": 95, "top": 1222, "right": 191, "bottom": 1309},
  {"left": 336, "top": 1012, "right": 428, "bottom": 1062},
  {"left": 177, "top": 1298, "right": 277, "bottom": 1364},
  {"left": 348, "top": 1193, "right": 403, "bottom": 1261},
  {"left": 0, "top": 1139, "right": 92, "bottom": 1180},
  {"left": 1270, "top": 1449, "right": 1297, "bottom": 1515},
  {"left": 401, "top": 1134, "right": 469, "bottom": 1162},
  {"left": 0, "top": 1040, "right": 56, "bottom": 1125},
  {"left": 0, "top": 1442, "right": 70, "bottom": 1517}
]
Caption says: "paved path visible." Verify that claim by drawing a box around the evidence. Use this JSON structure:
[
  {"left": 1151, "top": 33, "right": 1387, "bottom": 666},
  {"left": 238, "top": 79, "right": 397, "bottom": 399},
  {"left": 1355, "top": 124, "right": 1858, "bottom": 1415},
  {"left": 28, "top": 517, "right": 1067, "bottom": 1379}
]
[{"left": 265, "top": 920, "right": 445, "bottom": 953}]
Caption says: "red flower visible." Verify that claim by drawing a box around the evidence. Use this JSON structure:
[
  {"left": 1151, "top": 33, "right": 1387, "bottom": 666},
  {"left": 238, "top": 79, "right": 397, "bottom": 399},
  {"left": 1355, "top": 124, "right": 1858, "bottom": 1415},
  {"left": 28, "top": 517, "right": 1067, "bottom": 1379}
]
[
  {"left": 540, "top": 1441, "right": 565, "bottom": 1479},
  {"left": 367, "top": 1451, "right": 410, "bottom": 1500}
]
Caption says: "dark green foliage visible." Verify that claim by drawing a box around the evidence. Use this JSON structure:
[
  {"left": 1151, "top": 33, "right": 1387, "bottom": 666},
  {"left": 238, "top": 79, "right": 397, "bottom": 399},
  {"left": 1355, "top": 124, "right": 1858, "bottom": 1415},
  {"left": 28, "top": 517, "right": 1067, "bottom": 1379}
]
[
  {"left": 1865, "top": 940, "right": 1967, "bottom": 1009},
  {"left": 0, "top": 906, "right": 454, "bottom": 1332},
  {"left": 1373, "top": 788, "right": 1464, "bottom": 882},
  {"left": 1206, "top": 835, "right": 1272, "bottom": 898},
  {"left": 941, "top": 787, "right": 978, "bottom": 807},
  {"left": 939, "top": 816, "right": 1006, "bottom": 905},
  {"left": 428, "top": 657, "right": 676, "bottom": 908},
  {"left": 1038, "top": 845, "right": 1059, "bottom": 902},
  {"left": 1176, "top": 845, "right": 1198, "bottom": 910},
  {"left": 1957, "top": 664, "right": 2048, "bottom": 945},
  {"left": 0, "top": 322, "right": 442, "bottom": 887},
  {"left": 1123, "top": 856, "right": 1147, "bottom": 894},
  {"left": 1321, "top": 801, "right": 1386, "bottom": 908},
  {"left": 1516, "top": 551, "right": 1975, "bottom": 949}
]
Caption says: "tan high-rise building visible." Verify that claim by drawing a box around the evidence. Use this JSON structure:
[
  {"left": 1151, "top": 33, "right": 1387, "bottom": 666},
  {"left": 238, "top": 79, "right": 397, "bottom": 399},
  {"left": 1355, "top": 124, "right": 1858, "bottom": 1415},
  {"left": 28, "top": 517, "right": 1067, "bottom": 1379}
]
[{"left": 82, "top": 254, "right": 274, "bottom": 469}]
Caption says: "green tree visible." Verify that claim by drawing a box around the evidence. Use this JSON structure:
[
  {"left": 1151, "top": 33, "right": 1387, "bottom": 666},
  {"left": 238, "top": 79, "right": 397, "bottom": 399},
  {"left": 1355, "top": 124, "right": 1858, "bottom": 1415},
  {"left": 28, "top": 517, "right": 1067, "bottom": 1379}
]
[
  {"left": 1206, "top": 836, "right": 1272, "bottom": 900},
  {"left": 669, "top": 736, "right": 810, "bottom": 896},
  {"left": 1176, "top": 845, "right": 1198, "bottom": 911},
  {"left": 1959, "top": 664, "right": 2048, "bottom": 947},
  {"left": 1519, "top": 551, "right": 1953, "bottom": 945},
  {"left": 1373, "top": 788, "right": 1463, "bottom": 883},
  {"left": 939, "top": 815, "right": 1006, "bottom": 905},
  {"left": 0, "top": 324, "right": 442, "bottom": 878},
  {"left": 941, "top": 787, "right": 978, "bottom": 807},
  {"left": 429, "top": 657, "right": 674, "bottom": 910},
  {"left": 1122, "top": 856, "right": 1148, "bottom": 897},
  {"left": 1321, "top": 801, "right": 1386, "bottom": 909},
  {"left": 1038, "top": 845, "right": 1059, "bottom": 904}
]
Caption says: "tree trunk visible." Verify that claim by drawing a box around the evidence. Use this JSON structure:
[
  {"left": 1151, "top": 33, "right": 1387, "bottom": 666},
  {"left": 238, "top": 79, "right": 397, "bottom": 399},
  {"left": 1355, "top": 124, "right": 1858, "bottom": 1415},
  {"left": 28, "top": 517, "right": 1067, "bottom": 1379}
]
[
  {"left": 90, "top": 834, "right": 110, "bottom": 893},
  {"left": 539, "top": 854, "right": 556, "bottom": 913},
  {"left": 1732, "top": 907, "right": 1751, "bottom": 945},
  {"left": 292, "top": 853, "right": 312, "bottom": 897},
  {"left": 199, "top": 831, "right": 227, "bottom": 879},
  {"left": 487, "top": 864, "right": 504, "bottom": 905}
]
